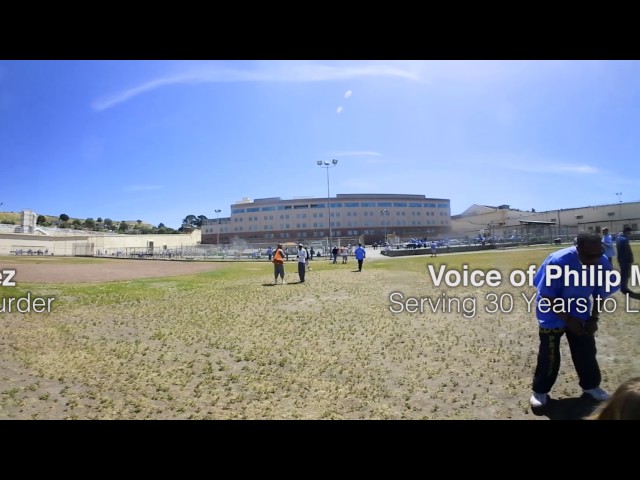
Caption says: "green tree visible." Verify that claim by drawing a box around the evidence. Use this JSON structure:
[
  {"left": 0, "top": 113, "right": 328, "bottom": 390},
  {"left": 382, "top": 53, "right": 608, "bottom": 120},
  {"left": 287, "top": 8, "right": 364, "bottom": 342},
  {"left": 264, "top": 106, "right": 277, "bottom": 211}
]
[
  {"left": 104, "top": 218, "right": 113, "bottom": 228},
  {"left": 96, "top": 217, "right": 103, "bottom": 223},
  {"left": 182, "top": 215, "right": 197, "bottom": 227},
  {"left": 36, "top": 215, "right": 47, "bottom": 225},
  {"left": 59, "top": 214, "right": 70, "bottom": 222},
  {"left": 118, "top": 221, "right": 128, "bottom": 232},
  {"left": 84, "top": 218, "right": 95, "bottom": 228}
]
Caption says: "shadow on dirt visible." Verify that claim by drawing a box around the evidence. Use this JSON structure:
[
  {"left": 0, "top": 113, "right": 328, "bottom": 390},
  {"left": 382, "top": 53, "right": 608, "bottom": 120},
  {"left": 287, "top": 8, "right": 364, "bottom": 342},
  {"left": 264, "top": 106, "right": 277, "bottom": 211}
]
[{"left": 531, "top": 394, "right": 602, "bottom": 420}]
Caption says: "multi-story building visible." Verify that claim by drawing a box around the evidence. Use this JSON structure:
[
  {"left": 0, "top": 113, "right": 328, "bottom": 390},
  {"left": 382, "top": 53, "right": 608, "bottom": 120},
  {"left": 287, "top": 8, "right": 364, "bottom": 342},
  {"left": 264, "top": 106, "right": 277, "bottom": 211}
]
[
  {"left": 202, "top": 193, "right": 451, "bottom": 245},
  {"left": 451, "top": 202, "right": 640, "bottom": 240}
]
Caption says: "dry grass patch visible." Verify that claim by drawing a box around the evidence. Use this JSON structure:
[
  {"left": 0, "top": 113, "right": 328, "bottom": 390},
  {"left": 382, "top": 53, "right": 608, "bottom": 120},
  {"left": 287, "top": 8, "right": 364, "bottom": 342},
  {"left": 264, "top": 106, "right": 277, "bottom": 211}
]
[{"left": 1, "top": 247, "right": 639, "bottom": 419}]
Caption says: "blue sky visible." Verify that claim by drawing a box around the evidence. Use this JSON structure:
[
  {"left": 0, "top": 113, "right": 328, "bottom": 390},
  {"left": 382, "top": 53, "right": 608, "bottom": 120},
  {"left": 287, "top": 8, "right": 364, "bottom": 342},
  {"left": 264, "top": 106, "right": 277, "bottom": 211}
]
[{"left": 1, "top": 60, "right": 639, "bottom": 229}]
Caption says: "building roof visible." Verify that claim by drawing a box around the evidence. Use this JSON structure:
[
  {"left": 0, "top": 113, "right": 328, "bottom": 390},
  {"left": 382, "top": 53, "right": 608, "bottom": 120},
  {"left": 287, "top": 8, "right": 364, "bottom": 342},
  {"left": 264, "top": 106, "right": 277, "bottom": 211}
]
[{"left": 518, "top": 220, "right": 556, "bottom": 225}]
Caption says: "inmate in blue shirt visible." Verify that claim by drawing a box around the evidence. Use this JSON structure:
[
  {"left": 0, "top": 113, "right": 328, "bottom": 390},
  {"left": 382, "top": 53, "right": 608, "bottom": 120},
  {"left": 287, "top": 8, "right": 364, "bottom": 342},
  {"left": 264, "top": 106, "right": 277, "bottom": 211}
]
[{"left": 533, "top": 246, "right": 619, "bottom": 328}]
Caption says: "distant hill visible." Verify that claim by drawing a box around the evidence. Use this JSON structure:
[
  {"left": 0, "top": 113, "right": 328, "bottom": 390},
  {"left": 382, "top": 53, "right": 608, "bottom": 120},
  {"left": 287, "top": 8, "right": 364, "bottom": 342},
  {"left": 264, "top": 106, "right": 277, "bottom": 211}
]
[
  {"left": 0, "top": 211, "right": 154, "bottom": 229},
  {"left": 0, "top": 212, "right": 21, "bottom": 224}
]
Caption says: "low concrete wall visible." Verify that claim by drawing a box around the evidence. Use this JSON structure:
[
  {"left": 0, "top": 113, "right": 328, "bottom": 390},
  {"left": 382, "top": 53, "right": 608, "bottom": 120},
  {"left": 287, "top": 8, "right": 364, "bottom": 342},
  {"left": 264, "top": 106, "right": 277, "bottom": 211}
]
[
  {"left": 0, "top": 230, "right": 201, "bottom": 256},
  {"left": 382, "top": 244, "right": 497, "bottom": 257}
]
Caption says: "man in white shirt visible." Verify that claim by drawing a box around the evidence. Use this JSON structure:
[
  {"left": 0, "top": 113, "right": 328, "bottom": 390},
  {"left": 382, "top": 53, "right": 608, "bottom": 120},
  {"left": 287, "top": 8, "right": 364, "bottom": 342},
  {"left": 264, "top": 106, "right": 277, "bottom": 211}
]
[
  {"left": 297, "top": 244, "right": 308, "bottom": 283},
  {"left": 601, "top": 227, "right": 615, "bottom": 264}
]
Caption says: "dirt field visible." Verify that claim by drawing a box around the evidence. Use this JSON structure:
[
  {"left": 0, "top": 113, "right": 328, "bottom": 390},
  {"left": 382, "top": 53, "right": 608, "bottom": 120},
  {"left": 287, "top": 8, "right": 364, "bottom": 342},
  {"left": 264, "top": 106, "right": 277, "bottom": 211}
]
[
  {"left": 1, "top": 258, "right": 225, "bottom": 283},
  {"left": 2, "top": 250, "right": 639, "bottom": 420}
]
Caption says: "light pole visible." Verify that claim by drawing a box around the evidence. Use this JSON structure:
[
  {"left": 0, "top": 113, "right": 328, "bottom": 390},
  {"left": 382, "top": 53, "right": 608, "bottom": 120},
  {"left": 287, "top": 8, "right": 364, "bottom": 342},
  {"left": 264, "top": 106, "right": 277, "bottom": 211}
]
[
  {"left": 317, "top": 159, "right": 338, "bottom": 253},
  {"left": 215, "top": 209, "right": 221, "bottom": 245},
  {"left": 381, "top": 209, "right": 388, "bottom": 244},
  {"left": 616, "top": 193, "right": 622, "bottom": 232}
]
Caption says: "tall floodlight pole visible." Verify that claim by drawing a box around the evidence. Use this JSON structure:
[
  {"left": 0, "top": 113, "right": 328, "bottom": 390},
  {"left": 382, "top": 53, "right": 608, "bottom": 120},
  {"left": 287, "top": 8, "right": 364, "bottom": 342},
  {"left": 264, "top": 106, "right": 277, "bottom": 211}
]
[
  {"left": 317, "top": 159, "right": 339, "bottom": 253},
  {"left": 616, "top": 193, "right": 622, "bottom": 232},
  {"left": 215, "top": 209, "right": 221, "bottom": 245},
  {"left": 381, "top": 209, "right": 388, "bottom": 244}
]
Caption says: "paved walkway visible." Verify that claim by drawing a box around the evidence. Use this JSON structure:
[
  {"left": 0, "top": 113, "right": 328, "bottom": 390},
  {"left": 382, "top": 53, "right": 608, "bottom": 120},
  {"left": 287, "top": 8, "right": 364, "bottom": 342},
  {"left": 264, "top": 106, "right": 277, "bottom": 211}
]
[{"left": 312, "top": 245, "right": 392, "bottom": 262}]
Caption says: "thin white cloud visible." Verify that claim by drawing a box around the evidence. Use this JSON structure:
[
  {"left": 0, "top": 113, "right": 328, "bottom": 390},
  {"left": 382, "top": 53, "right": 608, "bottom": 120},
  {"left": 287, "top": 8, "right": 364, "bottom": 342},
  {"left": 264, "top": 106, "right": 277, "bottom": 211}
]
[
  {"left": 467, "top": 153, "right": 600, "bottom": 176},
  {"left": 93, "top": 74, "right": 205, "bottom": 111},
  {"left": 93, "top": 61, "right": 420, "bottom": 111},
  {"left": 268, "top": 62, "right": 421, "bottom": 83},
  {"left": 336, "top": 106, "right": 343, "bottom": 114},
  {"left": 123, "top": 185, "right": 164, "bottom": 192},
  {"left": 333, "top": 151, "right": 383, "bottom": 157},
  {"left": 344, "top": 90, "right": 352, "bottom": 99},
  {"left": 506, "top": 163, "right": 598, "bottom": 174}
]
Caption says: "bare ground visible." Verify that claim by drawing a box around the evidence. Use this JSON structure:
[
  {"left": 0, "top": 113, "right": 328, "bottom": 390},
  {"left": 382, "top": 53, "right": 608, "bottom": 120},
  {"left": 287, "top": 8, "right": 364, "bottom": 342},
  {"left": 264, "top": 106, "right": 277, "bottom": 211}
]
[
  {"left": 1, "top": 253, "right": 639, "bottom": 420},
  {"left": 1, "top": 258, "right": 225, "bottom": 283}
]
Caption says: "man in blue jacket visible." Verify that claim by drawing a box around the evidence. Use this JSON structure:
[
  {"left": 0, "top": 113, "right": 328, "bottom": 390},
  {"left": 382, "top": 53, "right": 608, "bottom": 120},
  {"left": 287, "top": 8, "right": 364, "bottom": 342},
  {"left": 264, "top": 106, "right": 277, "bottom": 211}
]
[
  {"left": 529, "top": 232, "right": 620, "bottom": 409},
  {"left": 354, "top": 243, "right": 366, "bottom": 272},
  {"left": 616, "top": 226, "right": 635, "bottom": 295}
]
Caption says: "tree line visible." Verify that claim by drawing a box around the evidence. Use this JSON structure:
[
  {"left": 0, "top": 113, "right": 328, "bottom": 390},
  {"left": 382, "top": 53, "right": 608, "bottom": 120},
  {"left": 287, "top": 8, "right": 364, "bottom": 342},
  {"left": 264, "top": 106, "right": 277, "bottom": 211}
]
[
  {"left": 30, "top": 212, "right": 213, "bottom": 234},
  {"left": 181, "top": 215, "right": 209, "bottom": 228},
  {"left": 32, "top": 214, "right": 181, "bottom": 234}
]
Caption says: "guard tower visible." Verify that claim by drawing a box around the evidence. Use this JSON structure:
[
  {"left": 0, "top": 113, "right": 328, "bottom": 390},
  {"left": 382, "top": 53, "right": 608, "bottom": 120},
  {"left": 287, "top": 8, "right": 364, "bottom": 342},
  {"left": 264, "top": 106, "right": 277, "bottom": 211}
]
[{"left": 21, "top": 209, "right": 37, "bottom": 234}]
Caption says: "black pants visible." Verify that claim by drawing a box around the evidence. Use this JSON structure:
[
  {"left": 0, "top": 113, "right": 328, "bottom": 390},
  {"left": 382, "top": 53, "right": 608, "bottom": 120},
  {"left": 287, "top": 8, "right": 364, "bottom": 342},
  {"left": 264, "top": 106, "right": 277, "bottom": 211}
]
[
  {"left": 532, "top": 327, "right": 600, "bottom": 394},
  {"left": 619, "top": 262, "right": 632, "bottom": 293},
  {"left": 357, "top": 259, "right": 363, "bottom": 271},
  {"left": 298, "top": 262, "right": 306, "bottom": 282}
]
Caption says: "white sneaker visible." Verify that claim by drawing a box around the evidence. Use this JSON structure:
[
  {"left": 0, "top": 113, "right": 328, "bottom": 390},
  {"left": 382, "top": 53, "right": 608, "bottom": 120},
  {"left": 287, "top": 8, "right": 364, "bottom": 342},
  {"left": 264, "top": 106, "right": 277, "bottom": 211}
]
[
  {"left": 282, "top": 280, "right": 286, "bottom": 285},
  {"left": 529, "top": 392, "right": 549, "bottom": 408},
  {"left": 274, "top": 279, "right": 278, "bottom": 285},
  {"left": 583, "top": 387, "right": 609, "bottom": 401}
]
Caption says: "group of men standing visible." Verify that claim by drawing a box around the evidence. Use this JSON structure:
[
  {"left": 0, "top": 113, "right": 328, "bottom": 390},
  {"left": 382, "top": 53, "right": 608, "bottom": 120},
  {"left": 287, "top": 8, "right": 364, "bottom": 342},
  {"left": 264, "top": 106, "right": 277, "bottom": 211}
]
[{"left": 271, "top": 242, "right": 367, "bottom": 284}]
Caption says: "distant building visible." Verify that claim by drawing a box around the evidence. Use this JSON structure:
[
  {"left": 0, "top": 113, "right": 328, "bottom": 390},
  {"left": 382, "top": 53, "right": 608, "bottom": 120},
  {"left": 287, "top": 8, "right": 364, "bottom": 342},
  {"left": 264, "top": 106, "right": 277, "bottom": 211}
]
[
  {"left": 451, "top": 202, "right": 640, "bottom": 239},
  {"left": 202, "top": 193, "right": 452, "bottom": 245}
]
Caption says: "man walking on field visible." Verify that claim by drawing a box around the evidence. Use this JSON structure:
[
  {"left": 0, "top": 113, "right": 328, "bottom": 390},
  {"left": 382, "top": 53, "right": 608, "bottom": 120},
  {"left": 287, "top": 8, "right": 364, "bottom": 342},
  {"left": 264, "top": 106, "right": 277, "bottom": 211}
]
[{"left": 354, "top": 243, "right": 366, "bottom": 272}]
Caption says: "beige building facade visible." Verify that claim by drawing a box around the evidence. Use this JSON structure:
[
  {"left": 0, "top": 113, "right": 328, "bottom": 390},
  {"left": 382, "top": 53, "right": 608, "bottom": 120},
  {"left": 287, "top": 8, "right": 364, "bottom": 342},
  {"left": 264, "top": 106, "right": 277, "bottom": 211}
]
[
  {"left": 451, "top": 202, "right": 640, "bottom": 240},
  {"left": 0, "top": 226, "right": 201, "bottom": 256},
  {"left": 202, "top": 193, "right": 452, "bottom": 245}
]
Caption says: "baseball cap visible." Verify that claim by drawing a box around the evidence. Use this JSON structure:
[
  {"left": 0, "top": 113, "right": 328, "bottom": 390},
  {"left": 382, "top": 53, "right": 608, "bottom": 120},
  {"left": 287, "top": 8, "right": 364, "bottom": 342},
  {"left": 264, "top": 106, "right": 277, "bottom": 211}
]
[{"left": 298, "top": 243, "right": 303, "bottom": 247}]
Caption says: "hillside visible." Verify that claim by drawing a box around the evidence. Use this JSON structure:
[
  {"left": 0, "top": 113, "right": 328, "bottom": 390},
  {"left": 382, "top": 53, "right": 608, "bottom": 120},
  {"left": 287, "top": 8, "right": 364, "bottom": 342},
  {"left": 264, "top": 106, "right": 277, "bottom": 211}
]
[{"left": 0, "top": 211, "right": 154, "bottom": 229}]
